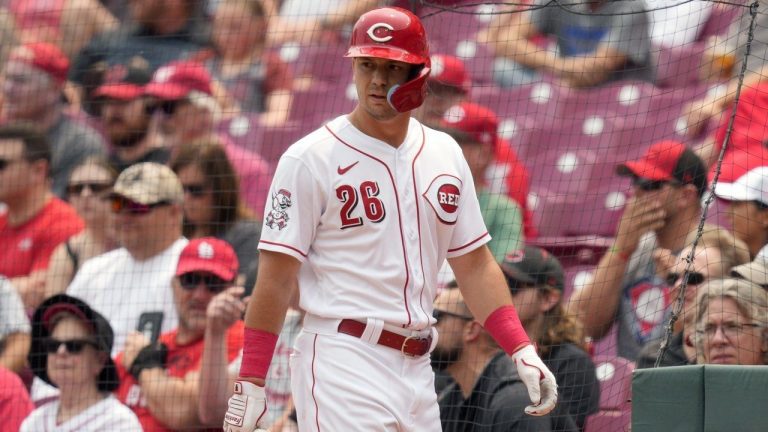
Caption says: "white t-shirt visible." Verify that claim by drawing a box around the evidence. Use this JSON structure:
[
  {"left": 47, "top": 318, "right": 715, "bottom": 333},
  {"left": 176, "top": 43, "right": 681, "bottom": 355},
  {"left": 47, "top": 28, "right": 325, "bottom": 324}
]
[
  {"left": 647, "top": 0, "right": 713, "bottom": 47},
  {"left": 259, "top": 116, "right": 489, "bottom": 330},
  {"left": 67, "top": 238, "right": 188, "bottom": 355},
  {"left": 20, "top": 394, "right": 142, "bottom": 431}
]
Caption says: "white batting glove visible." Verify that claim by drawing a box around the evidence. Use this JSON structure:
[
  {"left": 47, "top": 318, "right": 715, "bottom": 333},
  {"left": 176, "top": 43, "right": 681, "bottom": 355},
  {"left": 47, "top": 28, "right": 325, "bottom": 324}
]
[
  {"left": 223, "top": 380, "right": 268, "bottom": 432},
  {"left": 511, "top": 345, "right": 558, "bottom": 416}
]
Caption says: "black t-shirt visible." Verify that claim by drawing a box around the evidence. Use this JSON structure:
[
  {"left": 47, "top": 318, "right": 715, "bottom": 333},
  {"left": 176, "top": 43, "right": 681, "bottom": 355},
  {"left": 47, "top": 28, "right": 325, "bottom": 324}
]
[
  {"left": 541, "top": 343, "right": 600, "bottom": 432},
  {"left": 109, "top": 147, "right": 171, "bottom": 174}
]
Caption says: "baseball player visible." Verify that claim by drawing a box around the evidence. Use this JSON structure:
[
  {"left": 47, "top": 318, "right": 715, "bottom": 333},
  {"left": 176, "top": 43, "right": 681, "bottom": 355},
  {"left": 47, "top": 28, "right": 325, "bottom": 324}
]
[{"left": 223, "top": 7, "right": 557, "bottom": 432}]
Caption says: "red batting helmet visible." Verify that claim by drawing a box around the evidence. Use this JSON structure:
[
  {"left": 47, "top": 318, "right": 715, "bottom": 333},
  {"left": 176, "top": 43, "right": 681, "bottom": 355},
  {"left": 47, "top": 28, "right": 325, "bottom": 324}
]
[{"left": 345, "top": 7, "right": 431, "bottom": 113}]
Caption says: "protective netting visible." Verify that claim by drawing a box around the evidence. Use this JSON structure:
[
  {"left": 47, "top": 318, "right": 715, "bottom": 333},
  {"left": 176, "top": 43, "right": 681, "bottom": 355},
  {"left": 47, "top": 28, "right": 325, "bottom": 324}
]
[{"left": 0, "top": 1, "right": 766, "bottom": 431}]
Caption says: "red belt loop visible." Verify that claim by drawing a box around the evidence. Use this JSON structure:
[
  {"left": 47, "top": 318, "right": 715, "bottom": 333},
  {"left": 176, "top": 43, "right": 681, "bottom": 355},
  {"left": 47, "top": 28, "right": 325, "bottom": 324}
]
[{"left": 337, "top": 319, "right": 432, "bottom": 357}]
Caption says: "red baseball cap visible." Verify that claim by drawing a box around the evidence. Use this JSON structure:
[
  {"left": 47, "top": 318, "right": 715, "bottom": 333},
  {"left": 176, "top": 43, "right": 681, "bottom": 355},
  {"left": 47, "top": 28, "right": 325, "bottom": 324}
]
[
  {"left": 144, "top": 61, "right": 213, "bottom": 100},
  {"left": 429, "top": 54, "right": 470, "bottom": 93},
  {"left": 93, "top": 58, "right": 152, "bottom": 101},
  {"left": 9, "top": 43, "right": 69, "bottom": 85},
  {"left": 710, "top": 146, "right": 768, "bottom": 184},
  {"left": 441, "top": 101, "right": 498, "bottom": 148},
  {"left": 176, "top": 238, "right": 239, "bottom": 281},
  {"left": 616, "top": 140, "right": 708, "bottom": 195}
]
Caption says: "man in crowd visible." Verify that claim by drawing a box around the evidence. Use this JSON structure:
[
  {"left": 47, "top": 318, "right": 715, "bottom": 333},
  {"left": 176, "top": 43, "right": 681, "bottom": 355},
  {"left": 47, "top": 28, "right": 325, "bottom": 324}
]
[
  {"left": 0, "top": 276, "right": 30, "bottom": 374},
  {"left": 0, "top": 123, "right": 83, "bottom": 308},
  {"left": 94, "top": 59, "right": 168, "bottom": 172},
  {"left": 501, "top": 246, "right": 599, "bottom": 431},
  {"left": 67, "top": 162, "right": 187, "bottom": 353},
  {"left": 143, "top": 60, "right": 271, "bottom": 214},
  {"left": 1, "top": 42, "right": 106, "bottom": 197},
  {"left": 568, "top": 140, "right": 709, "bottom": 360},
  {"left": 116, "top": 237, "right": 245, "bottom": 430},
  {"left": 433, "top": 286, "right": 553, "bottom": 431}
]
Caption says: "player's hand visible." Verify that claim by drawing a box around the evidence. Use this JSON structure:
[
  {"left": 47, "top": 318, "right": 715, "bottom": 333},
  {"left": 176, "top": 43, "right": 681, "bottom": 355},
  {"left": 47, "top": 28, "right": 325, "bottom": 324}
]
[
  {"left": 223, "top": 380, "right": 268, "bottom": 432},
  {"left": 511, "top": 345, "right": 558, "bottom": 416},
  {"left": 614, "top": 194, "right": 665, "bottom": 256},
  {"left": 207, "top": 286, "right": 247, "bottom": 335}
]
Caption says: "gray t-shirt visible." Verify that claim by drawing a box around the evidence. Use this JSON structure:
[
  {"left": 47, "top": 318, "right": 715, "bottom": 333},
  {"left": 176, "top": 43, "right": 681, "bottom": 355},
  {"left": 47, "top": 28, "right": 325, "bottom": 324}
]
[
  {"left": 48, "top": 115, "right": 107, "bottom": 198},
  {"left": 530, "top": 0, "right": 654, "bottom": 83},
  {"left": 724, "top": 3, "right": 768, "bottom": 77},
  {"left": 0, "top": 277, "right": 30, "bottom": 339}
]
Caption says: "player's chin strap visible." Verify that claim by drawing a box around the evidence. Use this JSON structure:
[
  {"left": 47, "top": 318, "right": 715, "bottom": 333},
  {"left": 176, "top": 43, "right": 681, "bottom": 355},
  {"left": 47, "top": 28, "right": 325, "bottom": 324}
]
[{"left": 387, "top": 65, "right": 431, "bottom": 113}]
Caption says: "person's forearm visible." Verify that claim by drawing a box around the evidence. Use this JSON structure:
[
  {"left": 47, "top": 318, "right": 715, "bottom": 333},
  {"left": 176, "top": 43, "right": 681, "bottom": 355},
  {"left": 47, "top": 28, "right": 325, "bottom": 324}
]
[
  {"left": 498, "top": 37, "right": 559, "bottom": 72},
  {"left": 140, "top": 369, "right": 200, "bottom": 429},
  {"left": 0, "top": 333, "right": 31, "bottom": 373},
  {"left": 198, "top": 328, "right": 231, "bottom": 426},
  {"left": 451, "top": 247, "right": 513, "bottom": 323},
  {"left": 567, "top": 248, "right": 629, "bottom": 339}
]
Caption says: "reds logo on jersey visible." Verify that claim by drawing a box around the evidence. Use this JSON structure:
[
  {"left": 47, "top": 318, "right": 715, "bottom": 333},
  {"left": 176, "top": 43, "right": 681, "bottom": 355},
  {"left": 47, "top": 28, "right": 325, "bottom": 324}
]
[
  {"left": 424, "top": 174, "right": 462, "bottom": 224},
  {"left": 266, "top": 189, "right": 293, "bottom": 230}
]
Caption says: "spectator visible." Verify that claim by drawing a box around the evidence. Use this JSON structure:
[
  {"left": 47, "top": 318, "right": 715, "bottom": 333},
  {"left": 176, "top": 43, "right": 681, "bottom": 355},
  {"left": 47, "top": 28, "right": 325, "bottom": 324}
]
[
  {"left": 171, "top": 142, "right": 261, "bottom": 294},
  {"left": 0, "top": 122, "right": 84, "bottom": 309},
  {"left": 45, "top": 157, "right": 118, "bottom": 297},
  {"left": 441, "top": 102, "right": 524, "bottom": 262},
  {"left": 116, "top": 237, "right": 245, "bottom": 430},
  {"left": 486, "top": 0, "right": 654, "bottom": 88},
  {"left": 0, "top": 365, "right": 34, "bottom": 431},
  {"left": 265, "top": 0, "right": 381, "bottom": 46},
  {"left": 568, "top": 140, "right": 709, "bottom": 360},
  {"left": 412, "top": 54, "right": 535, "bottom": 239},
  {"left": 93, "top": 60, "right": 168, "bottom": 172},
  {"left": 712, "top": 162, "right": 768, "bottom": 259},
  {"left": 202, "top": 0, "right": 292, "bottom": 123},
  {"left": 68, "top": 0, "right": 208, "bottom": 115},
  {"left": 500, "top": 246, "right": 599, "bottom": 431},
  {"left": 646, "top": 0, "right": 713, "bottom": 47},
  {"left": 432, "top": 287, "right": 553, "bottom": 432},
  {"left": 23, "top": 294, "right": 142, "bottom": 431},
  {"left": 731, "top": 257, "right": 768, "bottom": 290},
  {"left": 143, "top": 60, "right": 271, "bottom": 214},
  {"left": 8, "top": 0, "right": 118, "bottom": 61},
  {"left": 66, "top": 162, "right": 187, "bottom": 354},
  {"left": 636, "top": 228, "right": 750, "bottom": 368},
  {"left": 2, "top": 42, "right": 107, "bottom": 197},
  {"left": 0, "top": 276, "right": 31, "bottom": 373},
  {"left": 694, "top": 278, "right": 767, "bottom": 365}
]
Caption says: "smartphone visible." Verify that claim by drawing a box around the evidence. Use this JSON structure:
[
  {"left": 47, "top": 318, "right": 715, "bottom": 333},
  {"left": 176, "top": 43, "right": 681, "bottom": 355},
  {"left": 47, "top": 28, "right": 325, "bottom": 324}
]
[{"left": 137, "top": 312, "right": 164, "bottom": 345}]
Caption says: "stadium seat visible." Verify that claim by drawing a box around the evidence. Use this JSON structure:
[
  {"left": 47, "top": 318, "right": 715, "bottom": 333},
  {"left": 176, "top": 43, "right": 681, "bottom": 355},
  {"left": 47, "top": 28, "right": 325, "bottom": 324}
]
[
  {"left": 654, "top": 42, "right": 708, "bottom": 88},
  {"left": 216, "top": 113, "right": 264, "bottom": 153},
  {"left": 260, "top": 122, "right": 313, "bottom": 165},
  {"left": 563, "top": 159, "right": 631, "bottom": 237},
  {"left": 527, "top": 149, "right": 599, "bottom": 197},
  {"left": 289, "top": 84, "right": 357, "bottom": 122},
  {"left": 697, "top": 3, "right": 742, "bottom": 40},
  {"left": 521, "top": 114, "right": 620, "bottom": 161},
  {"left": 527, "top": 188, "right": 576, "bottom": 238},
  {"left": 281, "top": 42, "right": 351, "bottom": 85},
  {"left": 555, "top": 81, "right": 654, "bottom": 126},
  {"left": 583, "top": 356, "right": 635, "bottom": 432}
]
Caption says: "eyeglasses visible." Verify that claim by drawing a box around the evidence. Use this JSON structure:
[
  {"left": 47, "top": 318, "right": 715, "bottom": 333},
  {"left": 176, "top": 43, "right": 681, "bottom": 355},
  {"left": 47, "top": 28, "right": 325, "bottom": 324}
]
[
  {"left": 0, "top": 157, "right": 24, "bottom": 171},
  {"left": 182, "top": 184, "right": 208, "bottom": 198},
  {"left": 433, "top": 309, "right": 473, "bottom": 321},
  {"left": 110, "top": 197, "right": 170, "bottom": 215},
  {"left": 632, "top": 177, "right": 678, "bottom": 192},
  {"left": 67, "top": 182, "right": 112, "bottom": 196},
  {"left": 666, "top": 271, "right": 706, "bottom": 287},
  {"left": 178, "top": 272, "right": 231, "bottom": 294},
  {"left": 696, "top": 322, "right": 761, "bottom": 340},
  {"left": 43, "top": 338, "right": 99, "bottom": 354}
]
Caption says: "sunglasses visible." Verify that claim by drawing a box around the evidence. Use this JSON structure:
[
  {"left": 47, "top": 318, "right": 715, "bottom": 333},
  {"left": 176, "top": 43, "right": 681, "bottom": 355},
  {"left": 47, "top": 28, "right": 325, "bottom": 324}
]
[
  {"left": 178, "top": 272, "right": 231, "bottom": 294},
  {"left": 666, "top": 271, "right": 706, "bottom": 287},
  {"left": 632, "top": 177, "right": 678, "bottom": 192},
  {"left": 110, "top": 197, "right": 170, "bottom": 215},
  {"left": 147, "top": 100, "right": 183, "bottom": 116},
  {"left": 505, "top": 277, "right": 538, "bottom": 295},
  {"left": 433, "top": 309, "right": 473, "bottom": 321},
  {"left": 182, "top": 183, "right": 208, "bottom": 198},
  {"left": 67, "top": 182, "right": 112, "bottom": 196},
  {"left": 0, "top": 157, "right": 24, "bottom": 171},
  {"left": 43, "top": 338, "right": 99, "bottom": 354}
]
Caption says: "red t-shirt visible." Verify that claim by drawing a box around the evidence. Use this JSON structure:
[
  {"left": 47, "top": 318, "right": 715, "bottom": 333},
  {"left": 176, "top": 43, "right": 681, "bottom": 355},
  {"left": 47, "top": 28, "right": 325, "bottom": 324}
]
[
  {"left": 495, "top": 138, "right": 537, "bottom": 239},
  {"left": 0, "top": 197, "right": 84, "bottom": 278},
  {"left": 115, "top": 321, "right": 245, "bottom": 432},
  {"left": 713, "top": 82, "right": 768, "bottom": 164},
  {"left": 0, "top": 366, "right": 34, "bottom": 431}
]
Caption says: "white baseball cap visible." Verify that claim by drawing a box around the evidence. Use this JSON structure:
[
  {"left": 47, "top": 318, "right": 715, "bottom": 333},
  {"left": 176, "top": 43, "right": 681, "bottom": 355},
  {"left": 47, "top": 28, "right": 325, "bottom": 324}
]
[{"left": 713, "top": 166, "right": 768, "bottom": 206}]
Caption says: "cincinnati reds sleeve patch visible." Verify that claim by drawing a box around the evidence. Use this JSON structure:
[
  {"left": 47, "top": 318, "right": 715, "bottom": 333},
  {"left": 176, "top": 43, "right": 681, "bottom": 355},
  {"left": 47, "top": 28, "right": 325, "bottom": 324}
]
[
  {"left": 266, "top": 188, "right": 293, "bottom": 230},
  {"left": 423, "top": 174, "right": 462, "bottom": 225}
]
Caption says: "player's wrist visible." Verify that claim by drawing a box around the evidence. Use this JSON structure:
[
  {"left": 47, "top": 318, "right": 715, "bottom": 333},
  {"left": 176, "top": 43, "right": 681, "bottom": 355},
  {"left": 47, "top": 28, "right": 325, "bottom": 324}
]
[
  {"left": 483, "top": 305, "right": 531, "bottom": 356},
  {"left": 239, "top": 327, "right": 279, "bottom": 379}
]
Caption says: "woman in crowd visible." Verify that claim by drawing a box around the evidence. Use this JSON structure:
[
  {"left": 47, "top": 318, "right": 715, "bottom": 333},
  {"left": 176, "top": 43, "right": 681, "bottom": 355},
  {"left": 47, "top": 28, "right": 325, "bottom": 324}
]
[
  {"left": 694, "top": 278, "right": 767, "bottom": 365},
  {"left": 171, "top": 142, "right": 261, "bottom": 294},
  {"left": 204, "top": 0, "right": 293, "bottom": 124},
  {"left": 45, "top": 157, "right": 117, "bottom": 297},
  {"left": 22, "top": 294, "right": 141, "bottom": 430}
]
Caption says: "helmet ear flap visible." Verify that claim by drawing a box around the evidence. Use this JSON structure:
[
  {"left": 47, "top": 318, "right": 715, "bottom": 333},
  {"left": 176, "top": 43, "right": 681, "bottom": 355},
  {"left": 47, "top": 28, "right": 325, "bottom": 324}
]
[{"left": 387, "top": 64, "right": 431, "bottom": 113}]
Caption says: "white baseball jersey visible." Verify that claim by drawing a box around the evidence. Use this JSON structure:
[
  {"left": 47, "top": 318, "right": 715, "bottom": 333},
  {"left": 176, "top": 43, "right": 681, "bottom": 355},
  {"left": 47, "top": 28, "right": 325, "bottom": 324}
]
[{"left": 259, "top": 115, "right": 490, "bottom": 329}]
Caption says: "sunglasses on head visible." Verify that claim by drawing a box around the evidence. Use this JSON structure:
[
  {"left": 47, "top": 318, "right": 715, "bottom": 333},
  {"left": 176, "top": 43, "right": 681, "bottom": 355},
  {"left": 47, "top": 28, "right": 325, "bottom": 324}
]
[
  {"left": 43, "top": 337, "right": 99, "bottom": 354},
  {"left": 182, "top": 184, "right": 208, "bottom": 198},
  {"left": 433, "top": 309, "right": 473, "bottom": 321},
  {"left": 178, "top": 272, "right": 231, "bottom": 294},
  {"left": 67, "top": 182, "right": 112, "bottom": 196},
  {"left": 110, "top": 197, "right": 170, "bottom": 215},
  {"left": 666, "top": 271, "right": 706, "bottom": 287},
  {"left": 632, "top": 177, "right": 678, "bottom": 192}
]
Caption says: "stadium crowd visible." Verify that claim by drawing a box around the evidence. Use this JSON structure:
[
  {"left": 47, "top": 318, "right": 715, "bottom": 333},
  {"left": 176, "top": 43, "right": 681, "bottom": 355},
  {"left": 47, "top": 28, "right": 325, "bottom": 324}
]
[{"left": 0, "top": 0, "right": 766, "bottom": 431}]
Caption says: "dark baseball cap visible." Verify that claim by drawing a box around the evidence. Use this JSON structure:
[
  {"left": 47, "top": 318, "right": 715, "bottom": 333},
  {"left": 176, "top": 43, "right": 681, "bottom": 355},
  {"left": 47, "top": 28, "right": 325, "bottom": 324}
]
[
  {"left": 500, "top": 246, "right": 565, "bottom": 292},
  {"left": 29, "top": 294, "right": 119, "bottom": 392},
  {"left": 616, "top": 140, "right": 708, "bottom": 197},
  {"left": 93, "top": 57, "right": 152, "bottom": 101}
]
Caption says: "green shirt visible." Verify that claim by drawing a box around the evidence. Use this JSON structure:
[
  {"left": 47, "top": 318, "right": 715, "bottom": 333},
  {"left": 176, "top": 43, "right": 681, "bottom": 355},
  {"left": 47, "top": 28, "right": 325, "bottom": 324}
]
[{"left": 477, "top": 189, "right": 524, "bottom": 262}]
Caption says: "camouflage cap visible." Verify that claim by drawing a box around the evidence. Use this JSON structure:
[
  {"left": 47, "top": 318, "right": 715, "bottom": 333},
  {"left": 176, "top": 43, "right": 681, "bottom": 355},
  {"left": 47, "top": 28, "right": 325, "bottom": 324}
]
[{"left": 111, "top": 162, "right": 183, "bottom": 205}]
